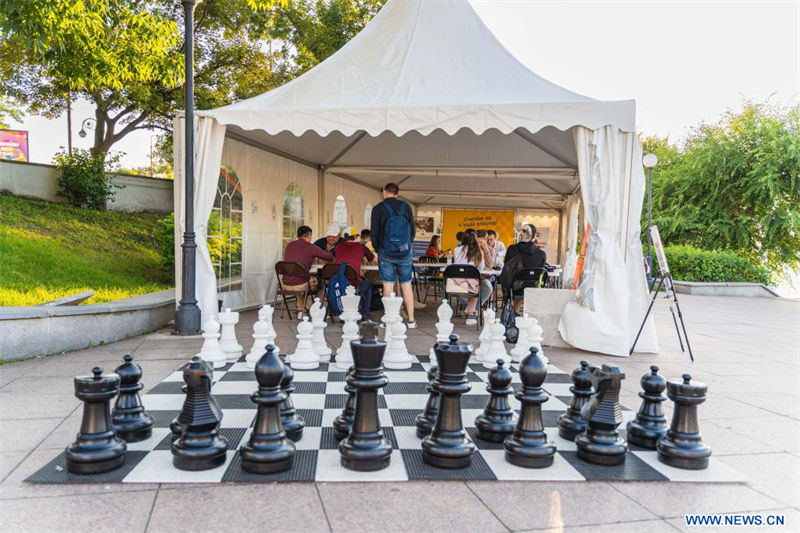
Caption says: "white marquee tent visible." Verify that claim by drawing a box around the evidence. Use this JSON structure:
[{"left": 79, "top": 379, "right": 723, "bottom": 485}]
[{"left": 174, "top": 0, "right": 658, "bottom": 356}]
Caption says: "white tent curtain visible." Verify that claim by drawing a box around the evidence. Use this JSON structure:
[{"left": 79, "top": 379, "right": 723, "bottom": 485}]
[
  {"left": 558, "top": 126, "right": 656, "bottom": 356},
  {"left": 561, "top": 194, "right": 580, "bottom": 286},
  {"left": 173, "top": 116, "right": 227, "bottom": 324}
]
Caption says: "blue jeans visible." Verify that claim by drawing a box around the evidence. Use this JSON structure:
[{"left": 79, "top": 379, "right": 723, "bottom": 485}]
[
  {"left": 378, "top": 254, "right": 413, "bottom": 283},
  {"left": 359, "top": 277, "right": 377, "bottom": 318}
]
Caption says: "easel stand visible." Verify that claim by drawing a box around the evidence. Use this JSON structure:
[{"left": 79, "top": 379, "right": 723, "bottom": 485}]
[{"left": 630, "top": 273, "right": 694, "bottom": 361}]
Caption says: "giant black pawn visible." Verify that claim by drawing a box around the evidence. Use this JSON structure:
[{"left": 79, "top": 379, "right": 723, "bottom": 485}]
[
  {"left": 626, "top": 365, "right": 668, "bottom": 449},
  {"left": 504, "top": 348, "right": 556, "bottom": 468},
  {"left": 422, "top": 335, "right": 476, "bottom": 469},
  {"left": 557, "top": 360, "right": 594, "bottom": 441},
  {"left": 240, "top": 345, "right": 296, "bottom": 474},
  {"left": 575, "top": 365, "right": 627, "bottom": 466},
  {"left": 475, "top": 359, "right": 517, "bottom": 443},
  {"left": 657, "top": 374, "right": 712, "bottom": 470},
  {"left": 339, "top": 321, "right": 393, "bottom": 471},
  {"left": 112, "top": 354, "right": 154, "bottom": 442},
  {"left": 172, "top": 357, "right": 229, "bottom": 471},
  {"left": 279, "top": 354, "right": 305, "bottom": 442},
  {"left": 415, "top": 364, "right": 439, "bottom": 439},
  {"left": 333, "top": 366, "right": 356, "bottom": 440},
  {"left": 66, "top": 367, "right": 128, "bottom": 474}
]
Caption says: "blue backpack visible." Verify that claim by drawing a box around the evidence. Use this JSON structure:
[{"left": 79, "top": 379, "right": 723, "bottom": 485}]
[
  {"left": 326, "top": 263, "right": 349, "bottom": 316},
  {"left": 382, "top": 201, "right": 412, "bottom": 257}
]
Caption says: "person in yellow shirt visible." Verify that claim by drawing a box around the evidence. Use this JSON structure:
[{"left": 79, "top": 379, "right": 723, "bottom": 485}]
[{"left": 360, "top": 228, "right": 375, "bottom": 253}]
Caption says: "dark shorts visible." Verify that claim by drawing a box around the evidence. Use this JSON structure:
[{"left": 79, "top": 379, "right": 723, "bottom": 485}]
[{"left": 378, "top": 254, "right": 413, "bottom": 283}]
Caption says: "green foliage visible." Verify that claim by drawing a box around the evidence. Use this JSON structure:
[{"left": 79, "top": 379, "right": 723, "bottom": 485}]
[
  {"left": 156, "top": 213, "right": 175, "bottom": 275},
  {"left": 261, "top": 0, "right": 386, "bottom": 73},
  {"left": 0, "top": 195, "right": 170, "bottom": 306},
  {"left": 0, "top": 0, "right": 183, "bottom": 156},
  {"left": 53, "top": 149, "right": 122, "bottom": 209},
  {"left": 662, "top": 245, "right": 770, "bottom": 284},
  {"left": 1, "top": 0, "right": 385, "bottom": 161},
  {"left": 0, "top": 95, "right": 22, "bottom": 129},
  {"left": 647, "top": 102, "right": 800, "bottom": 274}
]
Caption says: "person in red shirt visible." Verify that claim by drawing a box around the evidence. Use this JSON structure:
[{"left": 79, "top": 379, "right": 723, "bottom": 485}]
[
  {"left": 426, "top": 235, "right": 445, "bottom": 259},
  {"left": 283, "top": 226, "right": 333, "bottom": 311},
  {"left": 334, "top": 226, "right": 378, "bottom": 318}
]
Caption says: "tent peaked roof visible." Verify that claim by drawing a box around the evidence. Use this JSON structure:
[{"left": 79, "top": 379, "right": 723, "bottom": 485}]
[{"left": 205, "top": 0, "right": 635, "bottom": 136}]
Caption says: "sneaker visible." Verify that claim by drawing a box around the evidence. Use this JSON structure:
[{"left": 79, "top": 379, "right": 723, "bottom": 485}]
[
  {"left": 465, "top": 318, "right": 477, "bottom": 326},
  {"left": 406, "top": 320, "right": 417, "bottom": 329},
  {"left": 378, "top": 322, "right": 386, "bottom": 329}
]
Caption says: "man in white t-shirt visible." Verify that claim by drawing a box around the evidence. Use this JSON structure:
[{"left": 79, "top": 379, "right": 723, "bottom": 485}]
[{"left": 487, "top": 229, "right": 505, "bottom": 267}]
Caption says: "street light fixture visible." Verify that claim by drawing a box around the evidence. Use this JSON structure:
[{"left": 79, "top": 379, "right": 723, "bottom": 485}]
[
  {"left": 643, "top": 153, "right": 658, "bottom": 289},
  {"left": 78, "top": 118, "right": 96, "bottom": 139},
  {"left": 174, "top": 0, "right": 202, "bottom": 335}
]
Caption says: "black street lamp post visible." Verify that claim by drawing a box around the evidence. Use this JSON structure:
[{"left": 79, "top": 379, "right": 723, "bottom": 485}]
[
  {"left": 643, "top": 153, "right": 658, "bottom": 290},
  {"left": 175, "top": 0, "right": 201, "bottom": 335}
]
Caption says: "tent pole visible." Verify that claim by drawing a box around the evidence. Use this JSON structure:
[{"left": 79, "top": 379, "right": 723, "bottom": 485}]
[
  {"left": 175, "top": 0, "right": 201, "bottom": 335},
  {"left": 318, "top": 168, "right": 326, "bottom": 233},
  {"left": 556, "top": 207, "right": 564, "bottom": 265}
]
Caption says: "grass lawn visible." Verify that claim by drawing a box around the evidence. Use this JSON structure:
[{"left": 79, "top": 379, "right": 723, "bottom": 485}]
[{"left": 0, "top": 194, "right": 172, "bottom": 306}]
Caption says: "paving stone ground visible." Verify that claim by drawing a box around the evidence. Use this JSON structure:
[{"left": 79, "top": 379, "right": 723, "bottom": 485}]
[{"left": 1, "top": 294, "right": 798, "bottom": 532}]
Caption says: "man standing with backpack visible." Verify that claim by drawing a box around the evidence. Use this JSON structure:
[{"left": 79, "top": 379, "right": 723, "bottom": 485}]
[{"left": 370, "top": 182, "right": 417, "bottom": 328}]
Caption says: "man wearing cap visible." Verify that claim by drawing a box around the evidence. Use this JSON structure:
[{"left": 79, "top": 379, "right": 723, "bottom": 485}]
[{"left": 314, "top": 224, "right": 345, "bottom": 252}]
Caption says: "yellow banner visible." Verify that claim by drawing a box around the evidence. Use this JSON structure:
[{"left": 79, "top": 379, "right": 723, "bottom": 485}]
[{"left": 440, "top": 208, "right": 516, "bottom": 253}]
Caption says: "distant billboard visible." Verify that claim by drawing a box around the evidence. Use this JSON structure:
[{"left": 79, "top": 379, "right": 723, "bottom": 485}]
[{"left": 0, "top": 130, "right": 29, "bottom": 162}]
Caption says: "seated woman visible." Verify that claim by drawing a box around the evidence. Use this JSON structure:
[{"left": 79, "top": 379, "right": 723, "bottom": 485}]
[
  {"left": 504, "top": 223, "right": 547, "bottom": 312},
  {"left": 451, "top": 232, "right": 493, "bottom": 325},
  {"left": 426, "top": 235, "right": 445, "bottom": 259}
]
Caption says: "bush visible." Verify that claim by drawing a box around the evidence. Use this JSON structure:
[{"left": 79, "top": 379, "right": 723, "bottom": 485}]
[
  {"left": 156, "top": 213, "right": 175, "bottom": 277},
  {"left": 53, "top": 149, "right": 122, "bottom": 209},
  {"left": 661, "top": 245, "right": 770, "bottom": 284}
]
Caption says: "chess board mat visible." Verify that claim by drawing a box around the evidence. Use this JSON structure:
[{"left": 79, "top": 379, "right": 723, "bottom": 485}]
[{"left": 27, "top": 354, "right": 745, "bottom": 484}]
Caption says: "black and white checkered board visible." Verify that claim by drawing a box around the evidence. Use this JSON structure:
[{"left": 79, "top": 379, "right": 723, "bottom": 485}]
[{"left": 27, "top": 354, "right": 744, "bottom": 484}]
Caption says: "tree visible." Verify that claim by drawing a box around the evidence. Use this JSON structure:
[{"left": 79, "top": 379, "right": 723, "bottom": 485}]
[
  {"left": 0, "top": 0, "right": 290, "bottom": 159},
  {"left": 0, "top": 0, "right": 183, "bottom": 156},
  {"left": 1, "top": 0, "right": 383, "bottom": 161},
  {"left": 260, "top": 0, "right": 386, "bottom": 74},
  {"left": 649, "top": 102, "right": 800, "bottom": 274}
]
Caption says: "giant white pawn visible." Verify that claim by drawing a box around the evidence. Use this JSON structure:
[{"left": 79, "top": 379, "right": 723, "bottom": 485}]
[
  {"left": 385, "top": 320, "right": 413, "bottom": 370},
  {"left": 430, "top": 300, "right": 454, "bottom": 358},
  {"left": 309, "top": 298, "right": 331, "bottom": 362},
  {"left": 527, "top": 315, "right": 546, "bottom": 361},
  {"left": 245, "top": 311, "right": 270, "bottom": 368},
  {"left": 474, "top": 308, "right": 495, "bottom": 361},
  {"left": 510, "top": 314, "right": 533, "bottom": 363},
  {"left": 381, "top": 292, "right": 403, "bottom": 350},
  {"left": 334, "top": 286, "right": 361, "bottom": 369},
  {"left": 199, "top": 317, "right": 227, "bottom": 369},
  {"left": 262, "top": 304, "right": 279, "bottom": 355},
  {"left": 484, "top": 318, "right": 511, "bottom": 369},
  {"left": 288, "top": 317, "right": 319, "bottom": 370},
  {"left": 218, "top": 308, "right": 243, "bottom": 362}
]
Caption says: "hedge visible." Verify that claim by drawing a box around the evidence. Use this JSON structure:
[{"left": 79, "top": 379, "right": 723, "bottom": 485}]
[{"left": 660, "top": 245, "right": 770, "bottom": 284}]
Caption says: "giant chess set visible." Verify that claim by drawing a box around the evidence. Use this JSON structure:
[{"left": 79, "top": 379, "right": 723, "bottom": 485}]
[{"left": 28, "top": 293, "right": 744, "bottom": 484}]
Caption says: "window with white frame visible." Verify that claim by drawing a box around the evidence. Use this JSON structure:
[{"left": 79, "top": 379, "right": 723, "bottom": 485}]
[
  {"left": 208, "top": 166, "right": 243, "bottom": 293},
  {"left": 282, "top": 183, "right": 304, "bottom": 250},
  {"left": 332, "top": 194, "right": 347, "bottom": 229},
  {"left": 363, "top": 203, "right": 373, "bottom": 230}
]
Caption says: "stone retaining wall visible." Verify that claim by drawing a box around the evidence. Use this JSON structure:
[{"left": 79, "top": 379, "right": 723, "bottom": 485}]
[
  {"left": 0, "top": 290, "right": 175, "bottom": 361},
  {"left": 0, "top": 159, "right": 173, "bottom": 214}
]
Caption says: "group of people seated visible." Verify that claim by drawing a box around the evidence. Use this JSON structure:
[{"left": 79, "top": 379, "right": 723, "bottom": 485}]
[
  {"left": 423, "top": 224, "right": 547, "bottom": 323},
  {"left": 282, "top": 224, "right": 379, "bottom": 318},
  {"left": 280, "top": 178, "right": 548, "bottom": 328}
]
